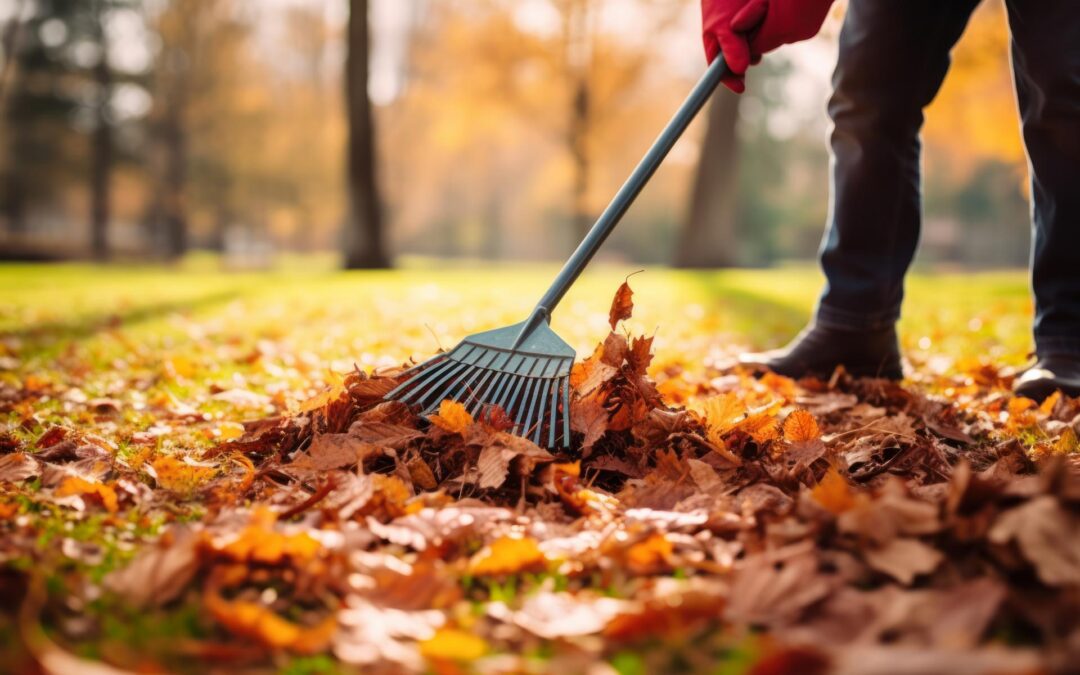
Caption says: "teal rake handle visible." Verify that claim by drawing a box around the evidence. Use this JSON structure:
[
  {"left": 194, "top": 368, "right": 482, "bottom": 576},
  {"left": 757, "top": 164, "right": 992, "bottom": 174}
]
[{"left": 513, "top": 54, "right": 731, "bottom": 348}]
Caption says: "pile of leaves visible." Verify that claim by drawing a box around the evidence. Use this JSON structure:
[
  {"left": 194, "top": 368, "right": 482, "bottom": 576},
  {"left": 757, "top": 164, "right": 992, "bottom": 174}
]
[{"left": 2, "top": 282, "right": 1080, "bottom": 673}]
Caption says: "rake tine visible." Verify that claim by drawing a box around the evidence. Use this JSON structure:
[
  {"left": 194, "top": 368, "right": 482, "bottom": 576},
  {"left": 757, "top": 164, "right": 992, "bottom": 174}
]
[
  {"left": 561, "top": 372, "right": 571, "bottom": 448},
  {"left": 531, "top": 377, "right": 552, "bottom": 445},
  {"left": 462, "top": 366, "right": 498, "bottom": 413},
  {"left": 440, "top": 349, "right": 499, "bottom": 405},
  {"left": 383, "top": 354, "right": 448, "bottom": 401},
  {"left": 423, "top": 363, "right": 486, "bottom": 414},
  {"left": 492, "top": 373, "right": 520, "bottom": 413},
  {"left": 514, "top": 376, "right": 540, "bottom": 434},
  {"left": 397, "top": 360, "right": 464, "bottom": 401},
  {"left": 470, "top": 370, "right": 509, "bottom": 418},
  {"left": 548, "top": 375, "right": 561, "bottom": 448},
  {"left": 414, "top": 359, "right": 475, "bottom": 408},
  {"left": 504, "top": 361, "right": 538, "bottom": 423}
]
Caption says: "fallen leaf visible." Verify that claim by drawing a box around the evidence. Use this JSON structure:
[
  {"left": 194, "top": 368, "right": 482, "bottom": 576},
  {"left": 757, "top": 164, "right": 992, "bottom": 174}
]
[
  {"left": 0, "top": 452, "right": 39, "bottom": 483},
  {"left": 608, "top": 279, "right": 635, "bottom": 330},
  {"left": 812, "top": 468, "right": 858, "bottom": 514},
  {"left": 205, "top": 591, "right": 336, "bottom": 654},
  {"left": 862, "top": 537, "right": 944, "bottom": 585},
  {"left": 784, "top": 410, "right": 822, "bottom": 442},
  {"left": 55, "top": 476, "right": 118, "bottom": 513},
  {"left": 428, "top": 400, "right": 473, "bottom": 434},
  {"left": 468, "top": 535, "right": 546, "bottom": 576},
  {"left": 418, "top": 627, "right": 487, "bottom": 662}
]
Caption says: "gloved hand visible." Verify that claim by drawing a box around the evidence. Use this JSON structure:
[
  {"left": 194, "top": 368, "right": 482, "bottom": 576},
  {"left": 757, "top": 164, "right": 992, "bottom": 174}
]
[{"left": 701, "top": 0, "right": 835, "bottom": 93}]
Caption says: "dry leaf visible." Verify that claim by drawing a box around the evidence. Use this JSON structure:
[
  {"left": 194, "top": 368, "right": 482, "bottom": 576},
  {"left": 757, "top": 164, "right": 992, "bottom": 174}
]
[
  {"left": 55, "top": 476, "right": 118, "bottom": 513},
  {"left": 428, "top": 400, "right": 473, "bottom": 434},
  {"left": 468, "top": 535, "right": 546, "bottom": 576},
  {"left": 608, "top": 279, "right": 635, "bottom": 330}
]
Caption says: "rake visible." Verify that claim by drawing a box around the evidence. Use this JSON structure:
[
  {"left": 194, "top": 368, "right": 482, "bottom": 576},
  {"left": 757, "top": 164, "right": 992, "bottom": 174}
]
[{"left": 385, "top": 54, "right": 731, "bottom": 448}]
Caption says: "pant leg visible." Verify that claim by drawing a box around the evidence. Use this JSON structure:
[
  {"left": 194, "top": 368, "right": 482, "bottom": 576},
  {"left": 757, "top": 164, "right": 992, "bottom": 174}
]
[
  {"left": 816, "top": 0, "right": 982, "bottom": 330},
  {"left": 1003, "top": 0, "right": 1080, "bottom": 357}
]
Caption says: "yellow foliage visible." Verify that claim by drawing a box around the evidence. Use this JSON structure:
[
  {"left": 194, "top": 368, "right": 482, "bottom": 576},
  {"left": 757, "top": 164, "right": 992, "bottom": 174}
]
[
  {"left": 429, "top": 400, "right": 474, "bottom": 434},
  {"left": 468, "top": 535, "right": 546, "bottom": 577},
  {"left": 205, "top": 591, "right": 336, "bottom": 654},
  {"left": 812, "top": 468, "right": 857, "bottom": 514},
  {"left": 152, "top": 455, "right": 216, "bottom": 494},
  {"left": 55, "top": 476, "right": 118, "bottom": 513},
  {"left": 420, "top": 628, "right": 488, "bottom": 662}
]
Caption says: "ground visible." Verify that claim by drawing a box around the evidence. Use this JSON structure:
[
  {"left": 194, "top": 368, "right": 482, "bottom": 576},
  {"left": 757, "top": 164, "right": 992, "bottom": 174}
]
[{"left": 1, "top": 259, "right": 1077, "bottom": 674}]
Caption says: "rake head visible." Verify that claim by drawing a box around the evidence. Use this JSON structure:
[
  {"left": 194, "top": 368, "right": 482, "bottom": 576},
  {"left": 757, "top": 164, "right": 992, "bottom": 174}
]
[{"left": 384, "top": 319, "right": 575, "bottom": 448}]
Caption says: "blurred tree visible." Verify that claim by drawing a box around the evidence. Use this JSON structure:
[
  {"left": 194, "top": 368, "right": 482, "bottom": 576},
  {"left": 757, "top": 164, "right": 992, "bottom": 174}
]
[
  {"left": 675, "top": 91, "right": 740, "bottom": 267},
  {"left": 1, "top": 0, "right": 143, "bottom": 258},
  {"left": 343, "top": 0, "right": 388, "bottom": 269}
]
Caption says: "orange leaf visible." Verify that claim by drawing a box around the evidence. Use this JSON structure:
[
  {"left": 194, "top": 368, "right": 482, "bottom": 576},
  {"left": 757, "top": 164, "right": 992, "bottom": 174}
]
[
  {"left": 152, "top": 455, "right": 216, "bottom": 494},
  {"left": 55, "top": 476, "right": 118, "bottom": 513},
  {"left": 702, "top": 393, "right": 747, "bottom": 442},
  {"left": 419, "top": 628, "right": 488, "bottom": 661},
  {"left": 811, "top": 467, "right": 856, "bottom": 514},
  {"left": 625, "top": 533, "right": 674, "bottom": 575},
  {"left": 608, "top": 279, "right": 635, "bottom": 330},
  {"left": 783, "top": 410, "right": 821, "bottom": 443},
  {"left": 428, "top": 400, "right": 473, "bottom": 434},
  {"left": 205, "top": 591, "right": 336, "bottom": 654},
  {"left": 468, "top": 535, "right": 546, "bottom": 576},
  {"left": 211, "top": 508, "right": 321, "bottom": 564}
]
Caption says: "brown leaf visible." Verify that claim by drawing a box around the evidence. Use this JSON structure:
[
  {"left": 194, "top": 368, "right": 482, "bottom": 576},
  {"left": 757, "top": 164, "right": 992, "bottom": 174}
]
[
  {"left": 608, "top": 279, "right": 634, "bottom": 330},
  {"left": 407, "top": 457, "right": 438, "bottom": 491},
  {"left": 348, "top": 421, "right": 423, "bottom": 450},
  {"left": 862, "top": 538, "right": 944, "bottom": 585},
  {"left": 475, "top": 433, "right": 553, "bottom": 489},
  {"left": 989, "top": 495, "right": 1080, "bottom": 587},
  {"left": 0, "top": 451, "right": 39, "bottom": 483},
  {"left": 290, "top": 433, "right": 378, "bottom": 472},
  {"left": 571, "top": 395, "right": 608, "bottom": 453},
  {"left": 105, "top": 526, "right": 200, "bottom": 608}
]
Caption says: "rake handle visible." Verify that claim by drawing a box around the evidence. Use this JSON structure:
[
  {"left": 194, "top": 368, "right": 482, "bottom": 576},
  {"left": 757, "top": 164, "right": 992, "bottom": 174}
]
[{"left": 514, "top": 54, "right": 731, "bottom": 347}]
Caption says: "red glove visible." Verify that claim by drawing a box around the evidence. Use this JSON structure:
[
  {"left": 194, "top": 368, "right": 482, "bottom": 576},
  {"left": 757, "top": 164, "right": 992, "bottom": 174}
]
[{"left": 701, "top": 0, "right": 835, "bottom": 93}]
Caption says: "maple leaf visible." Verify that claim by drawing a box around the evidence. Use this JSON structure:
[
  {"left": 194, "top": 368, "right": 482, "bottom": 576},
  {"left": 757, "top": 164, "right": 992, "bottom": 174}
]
[
  {"left": 783, "top": 410, "right": 821, "bottom": 442},
  {"left": 428, "top": 399, "right": 473, "bottom": 433},
  {"left": 608, "top": 278, "right": 635, "bottom": 330},
  {"left": 468, "top": 535, "right": 546, "bottom": 576},
  {"left": 702, "top": 392, "right": 746, "bottom": 442}
]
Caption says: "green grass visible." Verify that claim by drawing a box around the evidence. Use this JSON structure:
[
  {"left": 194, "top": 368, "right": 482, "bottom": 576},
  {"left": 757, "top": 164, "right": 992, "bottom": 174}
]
[{"left": 0, "top": 256, "right": 1034, "bottom": 368}]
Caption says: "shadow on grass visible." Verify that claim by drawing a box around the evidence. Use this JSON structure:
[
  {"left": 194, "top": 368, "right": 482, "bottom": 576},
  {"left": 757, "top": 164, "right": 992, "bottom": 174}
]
[
  {"left": 680, "top": 270, "right": 813, "bottom": 348},
  {"left": 3, "top": 290, "right": 241, "bottom": 352}
]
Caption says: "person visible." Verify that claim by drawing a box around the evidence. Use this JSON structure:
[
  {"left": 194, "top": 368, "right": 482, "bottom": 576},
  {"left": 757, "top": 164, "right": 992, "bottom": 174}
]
[{"left": 700, "top": 0, "right": 1080, "bottom": 401}]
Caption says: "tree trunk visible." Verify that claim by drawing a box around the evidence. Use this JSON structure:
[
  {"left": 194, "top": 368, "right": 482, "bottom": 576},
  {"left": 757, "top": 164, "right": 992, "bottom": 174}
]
[
  {"left": 89, "top": 27, "right": 111, "bottom": 262},
  {"left": 162, "top": 105, "right": 187, "bottom": 259},
  {"left": 343, "top": 0, "right": 388, "bottom": 269},
  {"left": 674, "top": 92, "right": 741, "bottom": 268},
  {"left": 568, "top": 77, "right": 591, "bottom": 239}
]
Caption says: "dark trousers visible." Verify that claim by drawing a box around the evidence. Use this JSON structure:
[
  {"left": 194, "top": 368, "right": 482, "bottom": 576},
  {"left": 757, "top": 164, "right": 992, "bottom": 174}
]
[{"left": 816, "top": 0, "right": 1080, "bottom": 356}]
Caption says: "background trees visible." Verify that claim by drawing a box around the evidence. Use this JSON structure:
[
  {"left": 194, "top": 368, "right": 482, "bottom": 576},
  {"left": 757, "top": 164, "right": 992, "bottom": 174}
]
[{"left": 0, "top": 0, "right": 1029, "bottom": 269}]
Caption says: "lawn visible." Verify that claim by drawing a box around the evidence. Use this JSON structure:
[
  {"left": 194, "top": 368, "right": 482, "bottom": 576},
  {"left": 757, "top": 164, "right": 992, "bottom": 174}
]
[{"left": 3, "top": 258, "right": 1069, "bottom": 675}]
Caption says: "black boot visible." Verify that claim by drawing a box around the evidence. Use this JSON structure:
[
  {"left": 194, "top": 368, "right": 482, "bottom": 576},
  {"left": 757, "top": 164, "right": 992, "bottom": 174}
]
[
  {"left": 739, "top": 322, "right": 903, "bottom": 380},
  {"left": 1013, "top": 354, "right": 1080, "bottom": 401}
]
